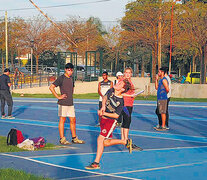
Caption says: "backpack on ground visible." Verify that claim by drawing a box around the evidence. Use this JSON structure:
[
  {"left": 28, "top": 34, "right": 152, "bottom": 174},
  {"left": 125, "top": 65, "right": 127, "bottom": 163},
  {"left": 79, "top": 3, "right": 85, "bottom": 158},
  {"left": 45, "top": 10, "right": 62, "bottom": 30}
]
[
  {"left": 30, "top": 137, "right": 46, "bottom": 149},
  {"left": 7, "top": 128, "right": 24, "bottom": 145}
]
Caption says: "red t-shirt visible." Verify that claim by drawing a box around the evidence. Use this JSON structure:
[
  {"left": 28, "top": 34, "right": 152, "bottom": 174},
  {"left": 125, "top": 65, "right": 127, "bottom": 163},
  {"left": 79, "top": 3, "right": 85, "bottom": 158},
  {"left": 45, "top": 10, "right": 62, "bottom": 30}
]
[{"left": 123, "top": 79, "right": 135, "bottom": 107}]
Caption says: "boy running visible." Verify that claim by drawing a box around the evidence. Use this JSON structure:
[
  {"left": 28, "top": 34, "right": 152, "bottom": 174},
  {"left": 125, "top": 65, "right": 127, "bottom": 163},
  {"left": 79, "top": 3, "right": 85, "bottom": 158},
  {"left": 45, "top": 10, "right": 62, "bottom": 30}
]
[
  {"left": 85, "top": 79, "right": 132, "bottom": 170},
  {"left": 49, "top": 63, "right": 85, "bottom": 145}
]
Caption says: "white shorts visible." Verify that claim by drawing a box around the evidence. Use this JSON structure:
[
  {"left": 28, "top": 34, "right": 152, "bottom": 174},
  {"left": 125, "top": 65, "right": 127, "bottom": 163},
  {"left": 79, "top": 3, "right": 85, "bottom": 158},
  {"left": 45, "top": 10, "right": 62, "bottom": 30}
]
[{"left": 58, "top": 105, "right": 75, "bottom": 117}]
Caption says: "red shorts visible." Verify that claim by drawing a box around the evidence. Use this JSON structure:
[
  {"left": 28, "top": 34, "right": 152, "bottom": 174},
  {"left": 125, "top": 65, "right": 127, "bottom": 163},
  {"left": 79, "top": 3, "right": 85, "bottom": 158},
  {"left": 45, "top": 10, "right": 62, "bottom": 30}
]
[{"left": 100, "top": 117, "right": 117, "bottom": 138}]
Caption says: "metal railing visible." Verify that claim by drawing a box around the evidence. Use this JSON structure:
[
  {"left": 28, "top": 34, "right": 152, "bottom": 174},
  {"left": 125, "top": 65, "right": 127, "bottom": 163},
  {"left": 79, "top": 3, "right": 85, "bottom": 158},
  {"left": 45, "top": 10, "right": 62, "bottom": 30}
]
[{"left": 10, "top": 72, "right": 57, "bottom": 90}]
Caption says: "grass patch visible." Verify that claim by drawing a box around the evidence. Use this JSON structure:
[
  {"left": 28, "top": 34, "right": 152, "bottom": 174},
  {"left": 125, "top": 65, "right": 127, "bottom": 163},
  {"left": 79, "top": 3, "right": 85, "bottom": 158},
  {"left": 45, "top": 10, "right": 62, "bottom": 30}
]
[
  {"left": 12, "top": 93, "right": 55, "bottom": 98},
  {"left": 12, "top": 93, "right": 207, "bottom": 102},
  {"left": 0, "top": 136, "right": 58, "bottom": 153},
  {"left": 0, "top": 168, "right": 51, "bottom": 180}
]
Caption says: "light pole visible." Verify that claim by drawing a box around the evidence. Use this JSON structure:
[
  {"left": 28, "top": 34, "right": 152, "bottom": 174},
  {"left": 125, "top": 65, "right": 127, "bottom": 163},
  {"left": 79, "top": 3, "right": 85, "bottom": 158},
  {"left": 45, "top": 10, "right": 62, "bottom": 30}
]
[
  {"left": 169, "top": 0, "right": 181, "bottom": 74},
  {"left": 30, "top": 40, "right": 34, "bottom": 75},
  {"left": 5, "top": 11, "right": 8, "bottom": 68}
]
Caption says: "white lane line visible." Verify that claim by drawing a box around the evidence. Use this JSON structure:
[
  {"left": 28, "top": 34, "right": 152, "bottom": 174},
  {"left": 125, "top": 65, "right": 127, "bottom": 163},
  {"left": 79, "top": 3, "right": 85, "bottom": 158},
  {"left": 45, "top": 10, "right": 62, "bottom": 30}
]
[
  {"left": 112, "top": 159, "right": 207, "bottom": 175},
  {"left": 26, "top": 145, "right": 207, "bottom": 159},
  {"left": 134, "top": 103, "right": 207, "bottom": 108},
  {"left": 59, "top": 174, "right": 104, "bottom": 180},
  {"left": 13, "top": 99, "right": 207, "bottom": 108},
  {"left": 0, "top": 153, "right": 140, "bottom": 180}
]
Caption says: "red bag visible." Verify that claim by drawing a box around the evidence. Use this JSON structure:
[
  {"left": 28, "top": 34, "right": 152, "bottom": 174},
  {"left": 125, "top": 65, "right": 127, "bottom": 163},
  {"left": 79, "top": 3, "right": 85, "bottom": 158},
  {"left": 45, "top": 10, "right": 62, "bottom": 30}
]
[{"left": 16, "top": 130, "right": 24, "bottom": 144}]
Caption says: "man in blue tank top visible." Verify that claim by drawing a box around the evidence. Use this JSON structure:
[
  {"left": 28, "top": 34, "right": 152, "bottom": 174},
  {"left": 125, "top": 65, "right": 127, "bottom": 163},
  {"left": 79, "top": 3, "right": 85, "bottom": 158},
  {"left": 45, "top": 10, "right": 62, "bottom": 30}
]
[{"left": 154, "top": 67, "right": 169, "bottom": 131}]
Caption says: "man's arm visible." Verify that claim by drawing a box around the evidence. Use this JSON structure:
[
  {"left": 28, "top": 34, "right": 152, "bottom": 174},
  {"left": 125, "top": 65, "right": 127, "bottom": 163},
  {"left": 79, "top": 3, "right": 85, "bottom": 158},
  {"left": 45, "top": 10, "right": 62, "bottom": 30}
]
[
  {"left": 102, "top": 111, "right": 119, "bottom": 119},
  {"left": 163, "top": 79, "right": 169, "bottom": 93},
  {"left": 110, "top": 81, "right": 113, "bottom": 88},
  {"left": 98, "top": 82, "right": 103, "bottom": 97},
  {"left": 155, "top": 74, "right": 159, "bottom": 90},
  {"left": 7, "top": 77, "right": 11, "bottom": 87},
  {"left": 49, "top": 84, "right": 67, "bottom": 100}
]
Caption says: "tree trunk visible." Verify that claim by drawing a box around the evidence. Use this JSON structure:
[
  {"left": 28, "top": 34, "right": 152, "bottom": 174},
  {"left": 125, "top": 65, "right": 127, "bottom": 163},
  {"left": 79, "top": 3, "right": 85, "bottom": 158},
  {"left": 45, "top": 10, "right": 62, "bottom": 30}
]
[
  {"left": 36, "top": 55, "right": 39, "bottom": 74},
  {"left": 200, "top": 46, "right": 206, "bottom": 84},
  {"left": 136, "top": 59, "right": 139, "bottom": 77},
  {"left": 192, "top": 55, "right": 196, "bottom": 72},
  {"left": 11, "top": 52, "right": 15, "bottom": 70},
  {"left": 151, "top": 43, "right": 157, "bottom": 83},
  {"left": 115, "top": 50, "right": 119, "bottom": 73},
  {"left": 141, "top": 57, "right": 145, "bottom": 77},
  {"left": 204, "top": 43, "right": 207, "bottom": 84}
]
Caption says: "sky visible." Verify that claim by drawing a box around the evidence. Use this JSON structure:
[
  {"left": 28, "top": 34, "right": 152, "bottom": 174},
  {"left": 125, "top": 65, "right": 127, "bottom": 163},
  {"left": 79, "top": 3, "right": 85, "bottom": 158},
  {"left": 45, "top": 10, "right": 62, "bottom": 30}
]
[{"left": 0, "top": 0, "right": 131, "bottom": 26}]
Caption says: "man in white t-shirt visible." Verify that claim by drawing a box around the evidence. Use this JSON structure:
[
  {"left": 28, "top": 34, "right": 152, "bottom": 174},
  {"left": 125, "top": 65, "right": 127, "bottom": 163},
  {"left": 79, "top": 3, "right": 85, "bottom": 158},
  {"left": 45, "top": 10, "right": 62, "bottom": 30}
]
[{"left": 96, "top": 71, "right": 113, "bottom": 126}]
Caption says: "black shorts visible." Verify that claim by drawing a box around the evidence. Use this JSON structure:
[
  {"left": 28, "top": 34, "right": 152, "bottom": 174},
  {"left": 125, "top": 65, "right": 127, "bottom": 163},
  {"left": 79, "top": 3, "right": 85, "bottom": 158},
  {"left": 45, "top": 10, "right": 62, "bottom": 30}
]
[{"left": 121, "top": 106, "right": 133, "bottom": 129}]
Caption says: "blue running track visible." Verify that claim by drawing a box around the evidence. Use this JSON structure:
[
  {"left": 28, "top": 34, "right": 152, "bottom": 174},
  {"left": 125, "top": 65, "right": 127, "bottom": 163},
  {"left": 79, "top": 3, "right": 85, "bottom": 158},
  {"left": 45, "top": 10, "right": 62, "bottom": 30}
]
[{"left": 0, "top": 98, "right": 207, "bottom": 179}]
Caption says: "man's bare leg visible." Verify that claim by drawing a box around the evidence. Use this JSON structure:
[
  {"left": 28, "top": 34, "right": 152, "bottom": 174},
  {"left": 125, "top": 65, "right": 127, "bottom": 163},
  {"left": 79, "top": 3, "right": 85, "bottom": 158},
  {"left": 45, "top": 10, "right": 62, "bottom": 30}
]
[
  {"left": 59, "top": 117, "right": 66, "bottom": 138},
  {"left": 94, "top": 135, "right": 128, "bottom": 163},
  {"left": 94, "top": 135, "right": 105, "bottom": 163},
  {"left": 69, "top": 117, "right": 76, "bottom": 138},
  {"left": 104, "top": 138, "right": 126, "bottom": 147},
  {"left": 161, "top": 114, "right": 166, "bottom": 127}
]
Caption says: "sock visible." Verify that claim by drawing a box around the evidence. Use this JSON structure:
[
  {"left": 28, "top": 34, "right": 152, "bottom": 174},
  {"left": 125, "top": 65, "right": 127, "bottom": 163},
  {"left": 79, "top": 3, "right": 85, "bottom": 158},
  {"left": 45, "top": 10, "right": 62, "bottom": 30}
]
[{"left": 72, "top": 136, "right": 76, "bottom": 139}]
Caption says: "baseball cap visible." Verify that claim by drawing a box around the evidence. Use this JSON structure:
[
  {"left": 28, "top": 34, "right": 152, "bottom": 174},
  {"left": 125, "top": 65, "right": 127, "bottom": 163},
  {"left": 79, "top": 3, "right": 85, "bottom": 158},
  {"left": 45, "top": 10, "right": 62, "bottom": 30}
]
[{"left": 116, "top": 71, "right": 123, "bottom": 76}]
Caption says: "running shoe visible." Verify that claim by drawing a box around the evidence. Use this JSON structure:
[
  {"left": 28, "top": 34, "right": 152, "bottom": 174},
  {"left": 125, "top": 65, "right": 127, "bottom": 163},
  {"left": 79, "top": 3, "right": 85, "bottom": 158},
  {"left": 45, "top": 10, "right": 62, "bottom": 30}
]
[
  {"left": 132, "top": 144, "right": 143, "bottom": 151},
  {"left": 116, "top": 122, "right": 122, "bottom": 128},
  {"left": 126, "top": 139, "right": 132, "bottom": 154},
  {"left": 1, "top": 115, "right": 6, "bottom": 119},
  {"left": 6, "top": 116, "right": 15, "bottom": 119},
  {"left": 60, "top": 137, "right": 71, "bottom": 145},
  {"left": 154, "top": 126, "right": 167, "bottom": 131},
  {"left": 72, "top": 137, "right": 85, "bottom": 144},
  {"left": 162, "top": 126, "right": 168, "bottom": 131},
  {"left": 153, "top": 125, "right": 161, "bottom": 130},
  {"left": 85, "top": 162, "right": 100, "bottom": 170},
  {"left": 166, "top": 126, "right": 170, "bottom": 130}
]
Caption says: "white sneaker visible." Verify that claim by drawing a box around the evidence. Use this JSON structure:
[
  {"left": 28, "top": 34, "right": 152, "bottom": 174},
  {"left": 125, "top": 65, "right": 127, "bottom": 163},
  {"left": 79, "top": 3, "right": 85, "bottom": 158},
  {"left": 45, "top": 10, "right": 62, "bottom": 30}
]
[{"left": 6, "top": 116, "right": 15, "bottom": 119}]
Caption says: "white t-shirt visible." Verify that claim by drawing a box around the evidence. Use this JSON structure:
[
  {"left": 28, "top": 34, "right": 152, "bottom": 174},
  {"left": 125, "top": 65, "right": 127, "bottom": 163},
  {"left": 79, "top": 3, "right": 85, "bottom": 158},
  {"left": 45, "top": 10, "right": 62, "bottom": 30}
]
[
  {"left": 166, "top": 75, "right": 171, "bottom": 98},
  {"left": 99, "top": 80, "right": 112, "bottom": 101}
]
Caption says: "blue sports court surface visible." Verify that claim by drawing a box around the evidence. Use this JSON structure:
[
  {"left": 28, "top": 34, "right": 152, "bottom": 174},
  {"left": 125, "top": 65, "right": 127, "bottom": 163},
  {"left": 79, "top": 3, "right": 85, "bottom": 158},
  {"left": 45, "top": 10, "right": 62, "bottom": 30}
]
[{"left": 0, "top": 97, "right": 207, "bottom": 179}]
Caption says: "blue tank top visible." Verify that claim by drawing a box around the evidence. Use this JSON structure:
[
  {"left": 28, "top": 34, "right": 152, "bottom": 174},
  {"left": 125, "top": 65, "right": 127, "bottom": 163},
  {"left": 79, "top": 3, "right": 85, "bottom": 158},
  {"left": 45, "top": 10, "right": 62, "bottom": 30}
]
[{"left": 157, "top": 77, "right": 168, "bottom": 100}]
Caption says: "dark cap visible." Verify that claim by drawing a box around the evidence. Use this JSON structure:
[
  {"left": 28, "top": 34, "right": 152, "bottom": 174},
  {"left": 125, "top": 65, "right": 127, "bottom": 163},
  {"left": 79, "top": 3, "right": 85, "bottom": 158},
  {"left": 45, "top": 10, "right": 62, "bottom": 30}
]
[
  {"left": 159, "top": 67, "right": 168, "bottom": 74},
  {"left": 4, "top": 68, "right": 10, "bottom": 73},
  {"left": 102, "top": 71, "right": 108, "bottom": 75},
  {"left": 65, "top": 63, "right": 74, "bottom": 69}
]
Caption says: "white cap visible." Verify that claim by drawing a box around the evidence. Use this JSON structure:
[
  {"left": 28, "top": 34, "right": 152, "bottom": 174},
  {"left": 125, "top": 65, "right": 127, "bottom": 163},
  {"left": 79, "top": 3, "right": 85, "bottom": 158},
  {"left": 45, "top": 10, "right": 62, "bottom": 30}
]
[{"left": 116, "top": 71, "right": 123, "bottom": 76}]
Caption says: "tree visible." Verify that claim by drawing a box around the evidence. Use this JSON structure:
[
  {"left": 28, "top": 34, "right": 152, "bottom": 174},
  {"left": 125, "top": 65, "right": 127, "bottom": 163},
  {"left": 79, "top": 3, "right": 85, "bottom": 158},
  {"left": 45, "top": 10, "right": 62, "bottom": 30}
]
[
  {"left": 23, "top": 16, "right": 62, "bottom": 72},
  {"left": 59, "top": 16, "right": 106, "bottom": 65},
  {"left": 175, "top": 0, "right": 207, "bottom": 83},
  {"left": 121, "top": 0, "right": 172, "bottom": 82}
]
